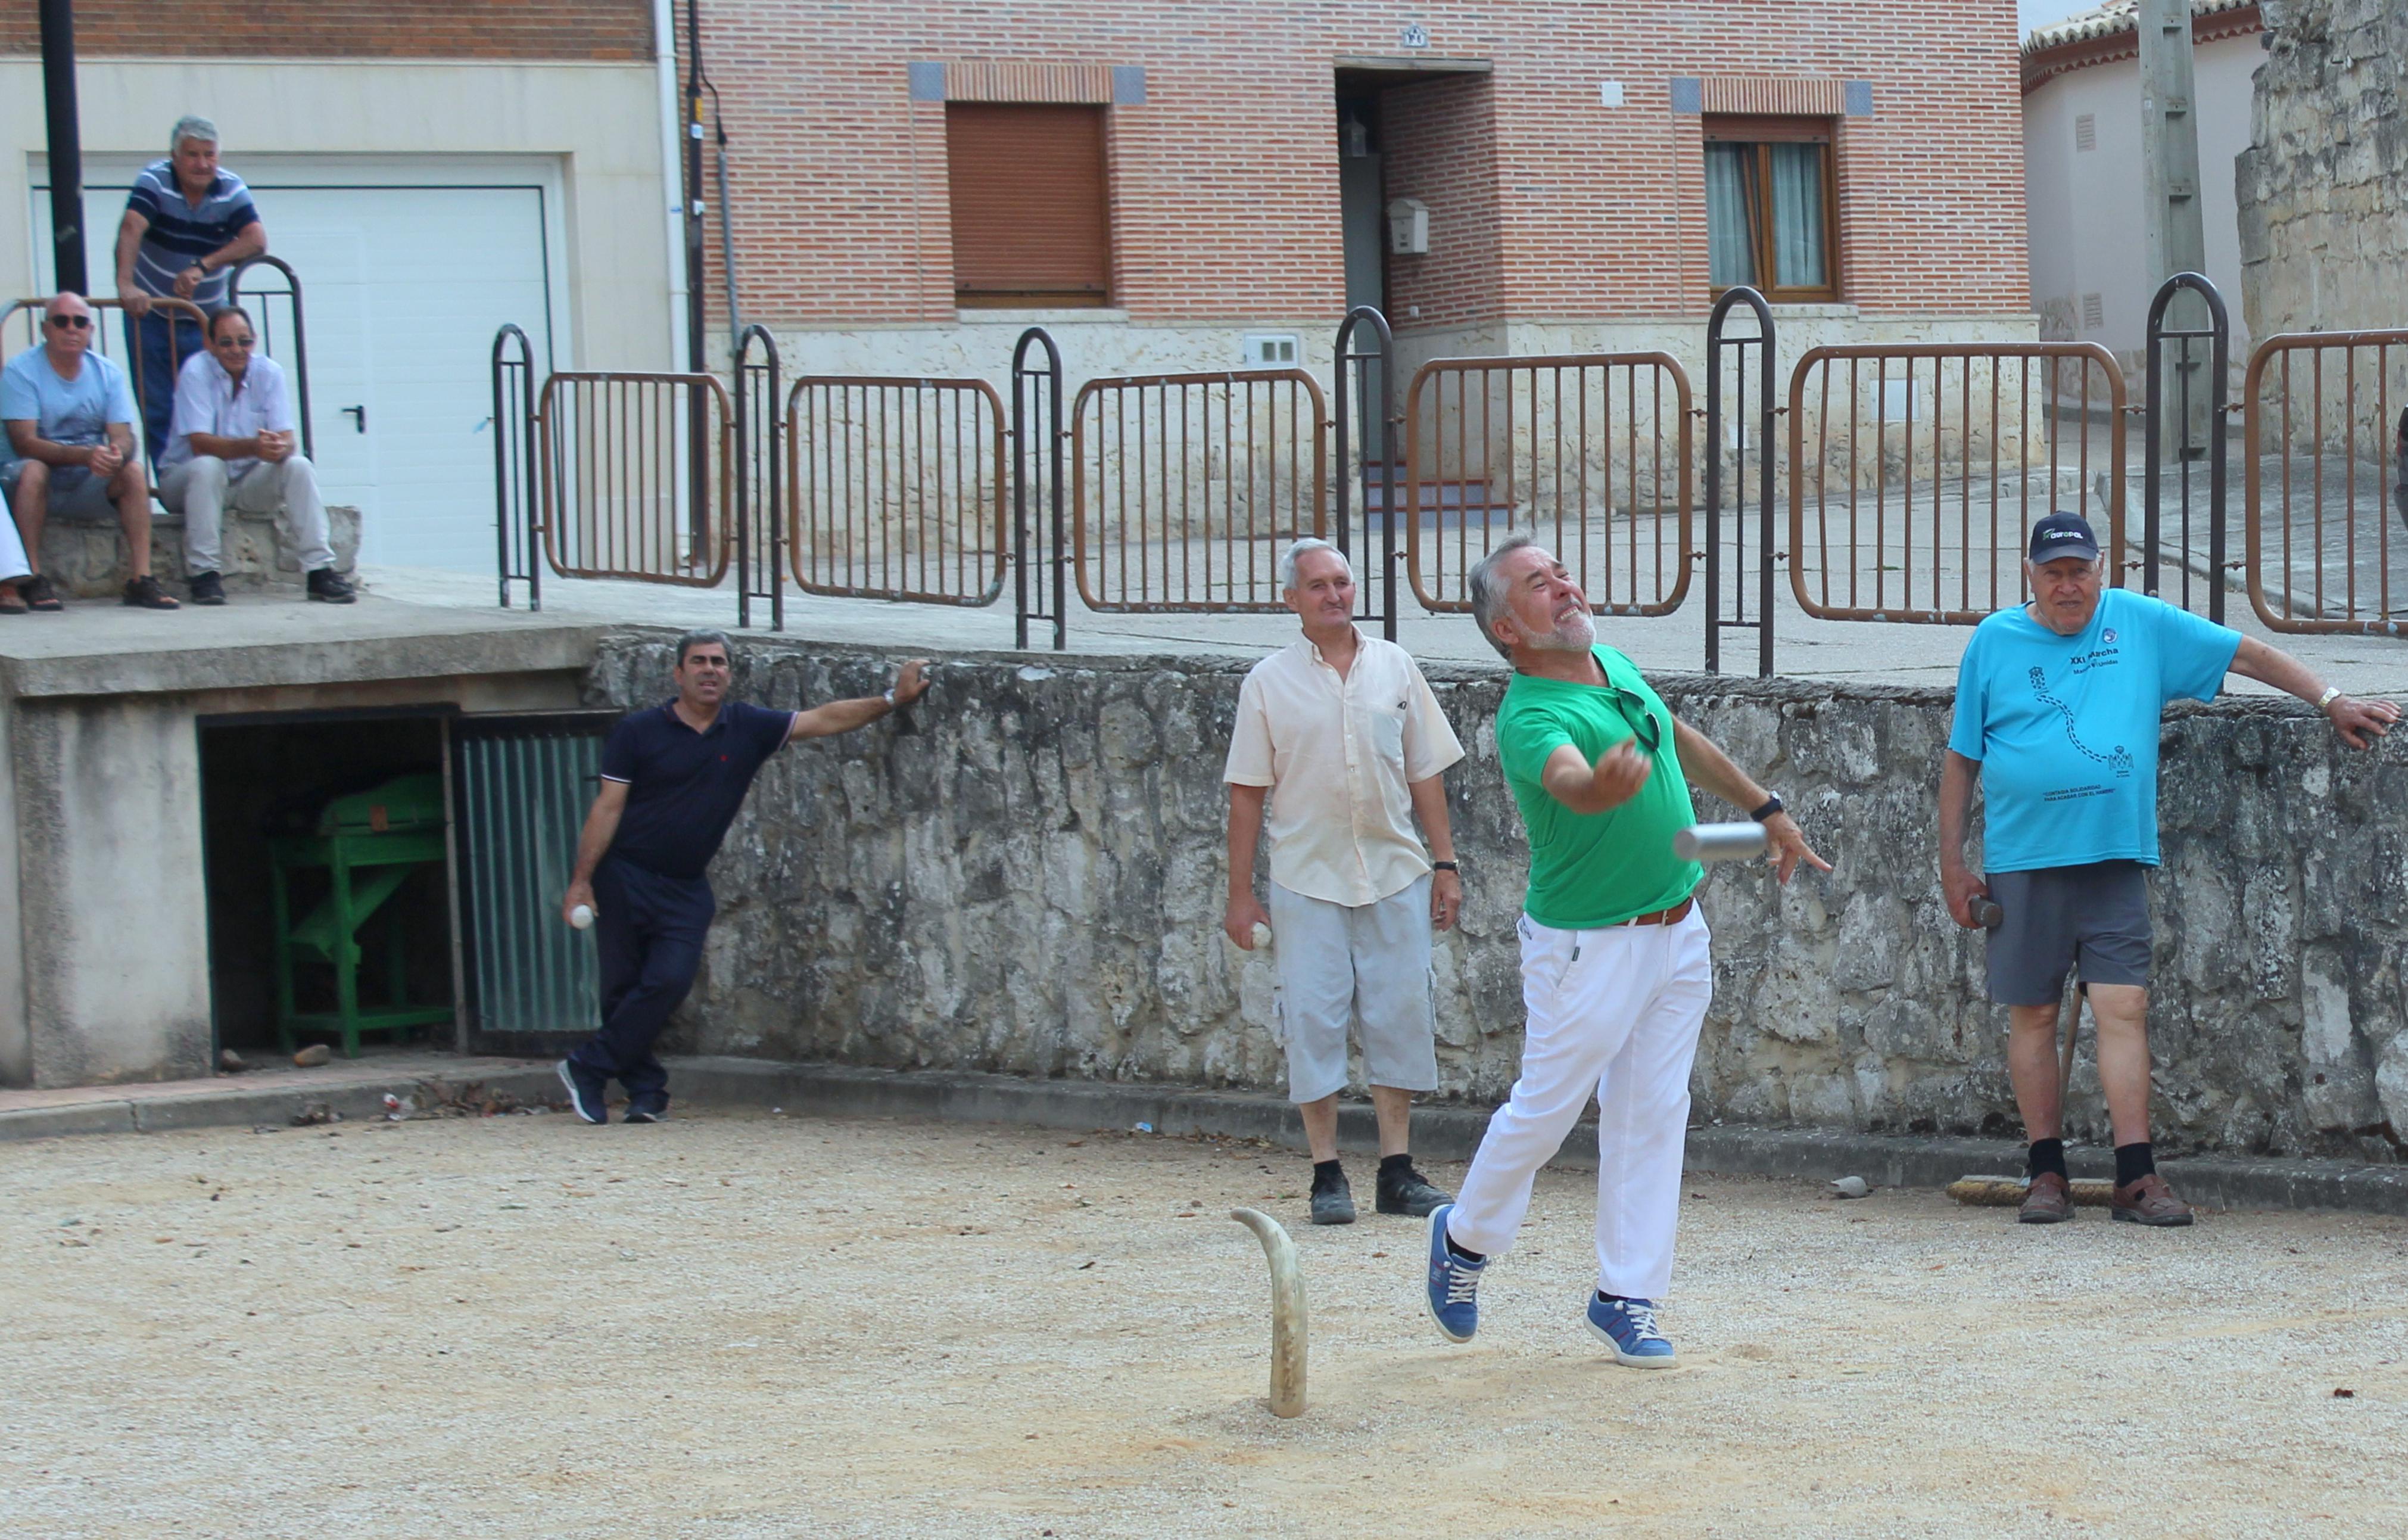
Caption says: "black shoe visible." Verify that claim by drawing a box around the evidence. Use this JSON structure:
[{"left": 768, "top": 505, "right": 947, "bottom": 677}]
[
  {"left": 1376, "top": 1165, "right": 1452, "bottom": 1218},
  {"left": 188, "top": 570, "right": 226, "bottom": 605},
  {"left": 307, "top": 568, "right": 357, "bottom": 603},
  {"left": 1310, "top": 1166, "right": 1356, "bottom": 1225},
  {"left": 556, "top": 1059, "right": 609, "bottom": 1124},
  {"left": 623, "top": 1102, "right": 668, "bottom": 1124},
  {"left": 122, "top": 574, "right": 180, "bottom": 609},
  {"left": 20, "top": 573, "right": 61, "bottom": 612}
]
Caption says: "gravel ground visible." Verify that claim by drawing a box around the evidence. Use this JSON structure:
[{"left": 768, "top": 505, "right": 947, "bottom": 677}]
[{"left": 7, "top": 1110, "right": 2408, "bottom": 1538}]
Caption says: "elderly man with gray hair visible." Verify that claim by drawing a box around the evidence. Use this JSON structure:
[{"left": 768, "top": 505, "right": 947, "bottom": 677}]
[
  {"left": 1420, "top": 534, "right": 1825, "bottom": 1365},
  {"left": 555, "top": 631, "right": 932, "bottom": 1124},
  {"left": 115, "top": 115, "right": 267, "bottom": 463},
  {"left": 1224, "top": 537, "right": 1463, "bottom": 1224}
]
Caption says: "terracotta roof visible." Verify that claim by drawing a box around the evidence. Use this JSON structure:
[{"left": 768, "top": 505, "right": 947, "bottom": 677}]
[
  {"left": 2023, "top": 0, "right": 2254, "bottom": 55},
  {"left": 2021, "top": 0, "right": 2261, "bottom": 91}
]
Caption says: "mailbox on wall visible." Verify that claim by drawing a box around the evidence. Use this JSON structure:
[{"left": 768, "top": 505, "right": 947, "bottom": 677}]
[{"left": 1387, "top": 197, "right": 1429, "bottom": 255}]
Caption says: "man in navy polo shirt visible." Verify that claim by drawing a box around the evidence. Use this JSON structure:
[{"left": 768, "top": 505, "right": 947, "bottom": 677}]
[
  {"left": 556, "top": 630, "right": 930, "bottom": 1123},
  {"left": 114, "top": 115, "right": 267, "bottom": 462},
  {"left": 1940, "top": 512, "right": 2397, "bottom": 1226}
]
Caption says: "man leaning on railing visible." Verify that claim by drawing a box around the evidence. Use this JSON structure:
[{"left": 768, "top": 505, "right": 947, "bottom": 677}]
[
  {"left": 114, "top": 114, "right": 266, "bottom": 465},
  {"left": 158, "top": 305, "right": 353, "bottom": 605}
]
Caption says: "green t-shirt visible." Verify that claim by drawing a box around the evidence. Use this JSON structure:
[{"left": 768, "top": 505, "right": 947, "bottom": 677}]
[{"left": 1496, "top": 645, "right": 1702, "bottom": 929}]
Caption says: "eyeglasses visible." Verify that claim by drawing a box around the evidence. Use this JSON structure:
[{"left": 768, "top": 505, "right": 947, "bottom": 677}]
[
  {"left": 46, "top": 315, "right": 91, "bottom": 331},
  {"left": 1603, "top": 685, "right": 1662, "bottom": 753},
  {"left": 214, "top": 335, "right": 256, "bottom": 349}
]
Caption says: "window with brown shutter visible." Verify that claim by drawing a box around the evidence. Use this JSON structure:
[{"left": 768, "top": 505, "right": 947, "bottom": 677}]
[
  {"left": 946, "top": 103, "right": 1113, "bottom": 308},
  {"left": 1701, "top": 115, "right": 1841, "bottom": 303}
]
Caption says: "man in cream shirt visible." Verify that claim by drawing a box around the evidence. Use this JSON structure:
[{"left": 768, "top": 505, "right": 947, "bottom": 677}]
[{"left": 1224, "top": 538, "right": 1465, "bottom": 1224}]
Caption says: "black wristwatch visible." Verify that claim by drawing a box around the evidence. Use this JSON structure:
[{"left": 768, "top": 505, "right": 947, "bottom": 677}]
[
  {"left": 1748, "top": 795, "right": 1784, "bottom": 823},
  {"left": 1432, "top": 860, "right": 1459, "bottom": 872}
]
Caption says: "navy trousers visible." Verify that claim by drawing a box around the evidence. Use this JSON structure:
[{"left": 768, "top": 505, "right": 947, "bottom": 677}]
[
  {"left": 126, "top": 310, "right": 205, "bottom": 466},
  {"left": 568, "top": 855, "right": 715, "bottom": 1111}
]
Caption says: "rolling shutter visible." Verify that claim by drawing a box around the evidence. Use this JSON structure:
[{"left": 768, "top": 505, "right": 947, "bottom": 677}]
[{"left": 946, "top": 104, "right": 1112, "bottom": 307}]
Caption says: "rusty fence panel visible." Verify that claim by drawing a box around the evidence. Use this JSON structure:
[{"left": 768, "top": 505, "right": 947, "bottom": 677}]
[
  {"left": 1786, "top": 343, "right": 2126, "bottom": 624},
  {"left": 536, "top": 372, "right": 732, "bottom": 586},
  {"left": 2242, "top": 331, "right": 2408, "bottom": 636},
  {"left": 1070, "top": 369, "right": 1328, "bottom": 612},
  {"left": 786, "top": 377, "right": 1008, "bottom": 606},
  {"left": 1401, "top": 353, "right": 1694, "bottom": 615}
]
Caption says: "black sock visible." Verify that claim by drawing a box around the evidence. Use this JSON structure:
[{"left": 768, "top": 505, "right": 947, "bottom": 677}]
[
  {"left": 1312, "top": 1158, "right": 1344, "bottom": 1189},
  {"left": 1597, "top": 1291, "right": 1629, "bottom": 1304},
  {"left": 2114, "top": 1141, "right": 2155, "bottom": 1187},
  {"left": 2027, "top": 1138, "right": 2068, "bottom": 1181},
  {"left": 1378, "top": 1152, "right": 1415, "bottom": 1180},
  {"left": 1445, "top": 1234, "right": 1484, "bottom": 1264}
]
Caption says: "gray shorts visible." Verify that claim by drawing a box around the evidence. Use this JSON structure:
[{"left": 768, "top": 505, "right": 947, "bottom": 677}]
[
  {"left": 1983, "top": 860, "right": 2152, "bottom": 1006},
  {"left": 1266, "top": 876, "right": 1440, "bottom": 1103},
  {"left": 0, "top": 458, "right": 119, "bottom": 520}
]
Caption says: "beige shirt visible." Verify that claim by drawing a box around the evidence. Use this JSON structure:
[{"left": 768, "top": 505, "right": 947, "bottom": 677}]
[{"left": 1223, "top": 627, "right": 1465, "bottom": 907}]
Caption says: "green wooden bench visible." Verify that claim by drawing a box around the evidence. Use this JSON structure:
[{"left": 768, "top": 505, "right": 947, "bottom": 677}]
[{"left": 269, "top": 773, "right": 455, "bottom": 1059}]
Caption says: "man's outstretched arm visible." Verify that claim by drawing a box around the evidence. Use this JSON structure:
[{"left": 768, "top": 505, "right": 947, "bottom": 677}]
[
  {"left": 2227, "top": 637, "right": 2400, "bottom": 749},
  {"left": 789, "top": 658, "right": 932, "bottom": 741},
  {"left": 1671, "top": 718, "right": 1830, "bottom": 883}
]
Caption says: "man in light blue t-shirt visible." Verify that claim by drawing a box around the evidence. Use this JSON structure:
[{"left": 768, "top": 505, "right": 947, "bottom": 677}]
[{"left": 1940, "top": 512, "right": 2397, "bottom": 1228}]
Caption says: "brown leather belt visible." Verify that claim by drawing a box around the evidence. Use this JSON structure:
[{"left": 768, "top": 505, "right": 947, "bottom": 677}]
[{"left": 1611, "top": 896, "right": 1695, "bottom": 928}]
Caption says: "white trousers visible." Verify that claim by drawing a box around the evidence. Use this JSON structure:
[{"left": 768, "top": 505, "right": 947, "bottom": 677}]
[
  {"left": 158, "top": 454, "right": 336, "bottom": 575},
  {"left": 1446, "top": 904, "right": 1713, "bottom": 1302}
]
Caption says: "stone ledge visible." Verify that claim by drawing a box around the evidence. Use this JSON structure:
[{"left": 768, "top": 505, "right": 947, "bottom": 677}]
[{"left": 38, "top": 503, "right": 362, "bottom": 600}]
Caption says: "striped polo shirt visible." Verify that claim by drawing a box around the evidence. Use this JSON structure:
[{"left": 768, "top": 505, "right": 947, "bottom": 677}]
[{"left": 123, "top": 160, "right": 260, "bottom": 311}]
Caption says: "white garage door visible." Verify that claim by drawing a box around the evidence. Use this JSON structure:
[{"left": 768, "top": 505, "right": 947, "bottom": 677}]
[{"left": 33, "top": 167, "right": 559, "bottom": 574}]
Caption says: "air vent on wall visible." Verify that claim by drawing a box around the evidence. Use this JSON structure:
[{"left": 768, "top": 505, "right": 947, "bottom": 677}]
[
  {"left": 2076, "top": 113, "right": 2097, "bottom": 153},
  {"left": 2082, "top": 293, "right": 2104, "bottom": 329}
]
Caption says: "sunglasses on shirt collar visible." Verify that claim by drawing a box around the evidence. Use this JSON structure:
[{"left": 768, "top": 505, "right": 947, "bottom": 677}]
[{"left": 1603, "top": 684, "right": 1662, "bottom": 752}]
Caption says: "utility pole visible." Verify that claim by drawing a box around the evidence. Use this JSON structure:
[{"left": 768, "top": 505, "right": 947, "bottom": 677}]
[
  {"left": 2139, "top": 0, "right": 2210, "bottom": 455},
  {"left": 39, "top": 0, "right": 86, "bottom": 295},
  {"left": 681, "top": 0, "right": 709, "bottom": 559}
]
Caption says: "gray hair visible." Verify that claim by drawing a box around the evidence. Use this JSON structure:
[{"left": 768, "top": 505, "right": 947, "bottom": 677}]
[
  {"left": 674, "top": 629, "right": 731, "bottom": 666},
  {"left": 1468, "top": 533, "right": 1544, "bottom": 660},
  {"left": 1278, "top": 537, "right": 1353, "bottom": 592},
  {"left": 170, "top": 115, "right": 219, "bottom": 151}
]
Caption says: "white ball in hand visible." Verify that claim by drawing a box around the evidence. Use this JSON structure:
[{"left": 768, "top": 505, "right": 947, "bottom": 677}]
[
  {"left": 1250, "top": 922, "right": 1273, "bottom": 951},
  {"left": 569, "top": 904, "right": 594, "bottom": 930}
]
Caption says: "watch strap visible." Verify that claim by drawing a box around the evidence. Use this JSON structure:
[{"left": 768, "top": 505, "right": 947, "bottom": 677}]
[
  {"left": 1431, "top": 860, "right": 1459, "bottom": 872},
  {"left": 1749, "top": 795, "right": 1784, "bottom": 823}
]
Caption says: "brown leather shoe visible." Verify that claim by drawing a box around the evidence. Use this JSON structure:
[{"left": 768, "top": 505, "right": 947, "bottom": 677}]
[
  {"left": 2111, "top": 1172, "right": 2195, "bottom": 1227},
  {"left": 2018, "top": 1170, "right": 2071, "bottom": 1224}
]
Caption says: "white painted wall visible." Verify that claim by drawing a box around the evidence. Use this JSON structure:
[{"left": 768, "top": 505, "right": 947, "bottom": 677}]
[
  {"left": 0, "top": 57, "right": 672, "bottom": 372},
  {"left": 2022, "top": 32, "right": 2260, "bottom": 363}
]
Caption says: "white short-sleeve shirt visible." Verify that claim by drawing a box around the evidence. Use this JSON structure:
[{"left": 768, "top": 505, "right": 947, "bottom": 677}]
[{"left": 1223, "top": 627, "right": 1465, "bottom": 907}]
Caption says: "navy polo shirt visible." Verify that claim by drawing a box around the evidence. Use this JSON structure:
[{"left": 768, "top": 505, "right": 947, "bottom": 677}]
[{"left": 599, "top": 699, "right": 796, "bottom": 879}]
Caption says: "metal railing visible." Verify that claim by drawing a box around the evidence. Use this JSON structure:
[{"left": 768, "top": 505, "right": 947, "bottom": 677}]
[
  {"left": 1332, "top": 306, "right": 1401, "bottom": 640},
  {"left": 733, "top": 325, "right": 783, "bottom": 629},
  {"left": 536, "top": 372, "right": 732, "bottom": 586},
  {"left": 786, "top": 375, "right": 1008, "bottom": 606},
  {"left": 231, "top": 256, "right": 315, "bottom": 461},
  {"left": 1011, "top": 328, "right": 1068, "bottom": 650},
  {"left": 2142, "top": 272, "right": 2231, "bottom": 621},
  {"left": 1787, "top": 342, "right": 2126, "bottom": 624},
  {"left": 1401, "top": 351, "right": 1694, "bottom": 617},
  {"left": 2242, "top": 330, "right": 2408, "bottom": 635},
  {"left": 1705, "top": 288, "right": 1776, "bottom": 676},
  {"left": 1069, "top": 369, "right": 1328, "bottom": 612},
  {"left": 492, "top": 324, "right": 541, "bottom": 609}
]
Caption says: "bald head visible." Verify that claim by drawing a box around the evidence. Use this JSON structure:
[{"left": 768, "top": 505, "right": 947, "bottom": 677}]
[{"left": 40, "top": 293, "right": 95, "bottom": 363}]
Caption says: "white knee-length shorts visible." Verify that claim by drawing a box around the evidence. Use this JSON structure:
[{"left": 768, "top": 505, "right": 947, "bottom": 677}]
[{"left": 1266, "top": 876, "right": 1440, "bottom": 1104}]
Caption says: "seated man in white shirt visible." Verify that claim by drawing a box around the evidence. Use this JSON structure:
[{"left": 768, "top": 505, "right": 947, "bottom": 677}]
[{"left": 157, "top": 306, "right": 353, "bottom": 605}]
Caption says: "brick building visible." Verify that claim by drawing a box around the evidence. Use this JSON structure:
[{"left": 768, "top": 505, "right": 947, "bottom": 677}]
[
  {"left": 0, "top": 2, "right": 680, "bottom": 570},
  {"left": 690, "top": 0, "right": 2038, "bottom": 388}
]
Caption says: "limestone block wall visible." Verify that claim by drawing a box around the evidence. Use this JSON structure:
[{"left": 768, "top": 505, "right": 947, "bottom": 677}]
[{"left": 590, "top": 639, "right": 2408, "bottom": 1162}]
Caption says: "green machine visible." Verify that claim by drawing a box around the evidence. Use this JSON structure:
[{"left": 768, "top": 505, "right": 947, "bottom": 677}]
[{"left": 269, "top": 772, "right": 454, "bottom": 1058}]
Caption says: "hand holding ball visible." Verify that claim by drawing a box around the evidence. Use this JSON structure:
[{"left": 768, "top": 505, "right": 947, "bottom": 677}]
[
  {"left": 1250, "top": 922, "right": 1273, "bottom": 951},
  {"left": 569, "top": 904, "right": 594, "bottom": 930}
]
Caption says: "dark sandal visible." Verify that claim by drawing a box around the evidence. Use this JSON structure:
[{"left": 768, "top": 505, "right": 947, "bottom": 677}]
[{"left": 20, "top": 574, "right": 61, "bottom": 611}]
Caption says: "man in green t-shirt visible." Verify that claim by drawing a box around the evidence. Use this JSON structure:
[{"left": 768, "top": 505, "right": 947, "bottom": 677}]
[{"left": 1422, "top": 535, "right": 1827, "bottom": 1367}]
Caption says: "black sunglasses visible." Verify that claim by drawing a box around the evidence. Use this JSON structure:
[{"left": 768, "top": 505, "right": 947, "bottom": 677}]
[
  {"left": 1604, "top": 685, "right": 1662, "bottom": 753},
  {"left": 47, "top": 315, "right": 91, "bottom": 331}
]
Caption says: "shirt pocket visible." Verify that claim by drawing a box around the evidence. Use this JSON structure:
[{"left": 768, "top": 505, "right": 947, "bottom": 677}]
[{"left": 1372, "top": 702, "right": 1408, "bottom": 766}]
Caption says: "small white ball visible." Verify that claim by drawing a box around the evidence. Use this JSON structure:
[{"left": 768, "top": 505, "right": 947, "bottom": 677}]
[
  {"left": 1250, "top": 922, "right": 1273, "bottom": 950},
  {"left": 569, "top": 904, "right": 594, "bottom": 930}
]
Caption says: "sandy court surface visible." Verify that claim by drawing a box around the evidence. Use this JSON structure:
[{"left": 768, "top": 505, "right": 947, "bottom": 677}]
[{"left": 6, "top": 1110, "right": 2408, "bottom": 1538}]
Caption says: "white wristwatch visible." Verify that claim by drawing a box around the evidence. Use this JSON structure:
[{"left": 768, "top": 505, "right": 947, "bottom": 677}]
[
  {"left": 883, "top": 688, "right": 897, "bottom": 708},
  {"left": 2316, "top": 686, "right": 2343, "bottom": 711}
]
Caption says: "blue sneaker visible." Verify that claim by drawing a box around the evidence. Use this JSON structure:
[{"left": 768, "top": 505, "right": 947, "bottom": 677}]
[
  {"left": 1423, "top": 1203, "right": 1485, "bottom": 1344},
  {"left": 556, "top": 1059, "right": 609, "bottom": 1125},
  {"left": 1585, "top": 1295, "right": 1677, "bottom": 1368},
  {"left": 622, "top": 1102, "right": 668, "bottom": 1125}
]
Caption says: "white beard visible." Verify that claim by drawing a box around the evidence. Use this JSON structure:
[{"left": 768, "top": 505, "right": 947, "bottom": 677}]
[{"left": 1516, "top": 607, "right": 1596, "bottom": 653}]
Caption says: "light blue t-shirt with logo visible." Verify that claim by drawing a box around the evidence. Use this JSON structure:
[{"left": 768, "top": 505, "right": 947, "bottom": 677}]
[
  {"left": 0, "top": 346, "right": 139, "bottom": 451},
  {"left": 1948, "top": 588, "right": 2241, "bottom": 872}
]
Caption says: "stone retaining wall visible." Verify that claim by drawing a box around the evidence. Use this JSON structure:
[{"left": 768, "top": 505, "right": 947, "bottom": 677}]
[{"left": 589, "top": 638, "right": 2408, "bottom": 1162}]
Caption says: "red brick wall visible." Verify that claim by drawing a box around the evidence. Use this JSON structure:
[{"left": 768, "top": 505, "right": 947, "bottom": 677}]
[
  {"left": 685, "top": 0, "right": 2030, "bottom": 331},
  {"left": 1380, "top": 75, "right": 1503, "bottom": 332},
  {"left": 0, "top": 2, "right": 655, "bottom": 61}
]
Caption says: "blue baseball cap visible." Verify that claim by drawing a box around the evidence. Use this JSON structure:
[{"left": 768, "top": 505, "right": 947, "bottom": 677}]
[{"left": 2029, "top": 511, "right": 2101, "bottom": 565}]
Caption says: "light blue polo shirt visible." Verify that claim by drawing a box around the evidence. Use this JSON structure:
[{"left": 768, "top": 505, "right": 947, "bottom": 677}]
[
  {"left": 1948, "top": 589, "right": 2241, "bottom": 872},
  {"left": 0, "top": 346, "right": 139, "bottom": 449}
]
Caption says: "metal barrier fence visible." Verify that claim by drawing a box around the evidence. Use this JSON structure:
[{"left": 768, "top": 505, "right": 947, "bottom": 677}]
[
  {"left": 1705, "top": 288, "right": 1775, "bottom": 675},
  {"left": 1332, "top": 306, "right": 1401, "bottom": 640},
  {"left": 1011, "top": 328, "right": 1068, "bottom": 651},
  {"left": 1069, "top": 368, "right": 1328, "bottom": 612},
  {"left": 1786, "top": 341, "right": 2126, "bottom": 625},
  {"left": 733, "top": 325, "right": 783, "bottom": 629},
  {"left": 231, "top": 256, "right": 315, "bottom": 461},
  {"left": 2243, "top": 329, "right": 2408, "bottom": 636},
  {"left": 493, "top": 324, "right": 541, "bottom": 609},
  {"left": 1401, "top": 351, "right": 1694, "bottom": 620},
  {"left": 2142, "top": 272, "right": 2230, "bottom": 621},
  {"left": 536, "top": 372, "right": 731, "bottom": 586},
  {"left": 786, "top": 375, "right": 1008, "bottom": 606}
]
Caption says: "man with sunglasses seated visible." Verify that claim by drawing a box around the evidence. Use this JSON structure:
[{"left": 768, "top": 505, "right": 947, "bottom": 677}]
[
  {"left": 1421, "top": 534, "right": 1827, "bottom": 1368},
  {"left": 157, "top": 305, "right": 353, "bottom": 604},
  {"left": 0, "top": 292, "right": 179, "bottom": 611}
]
